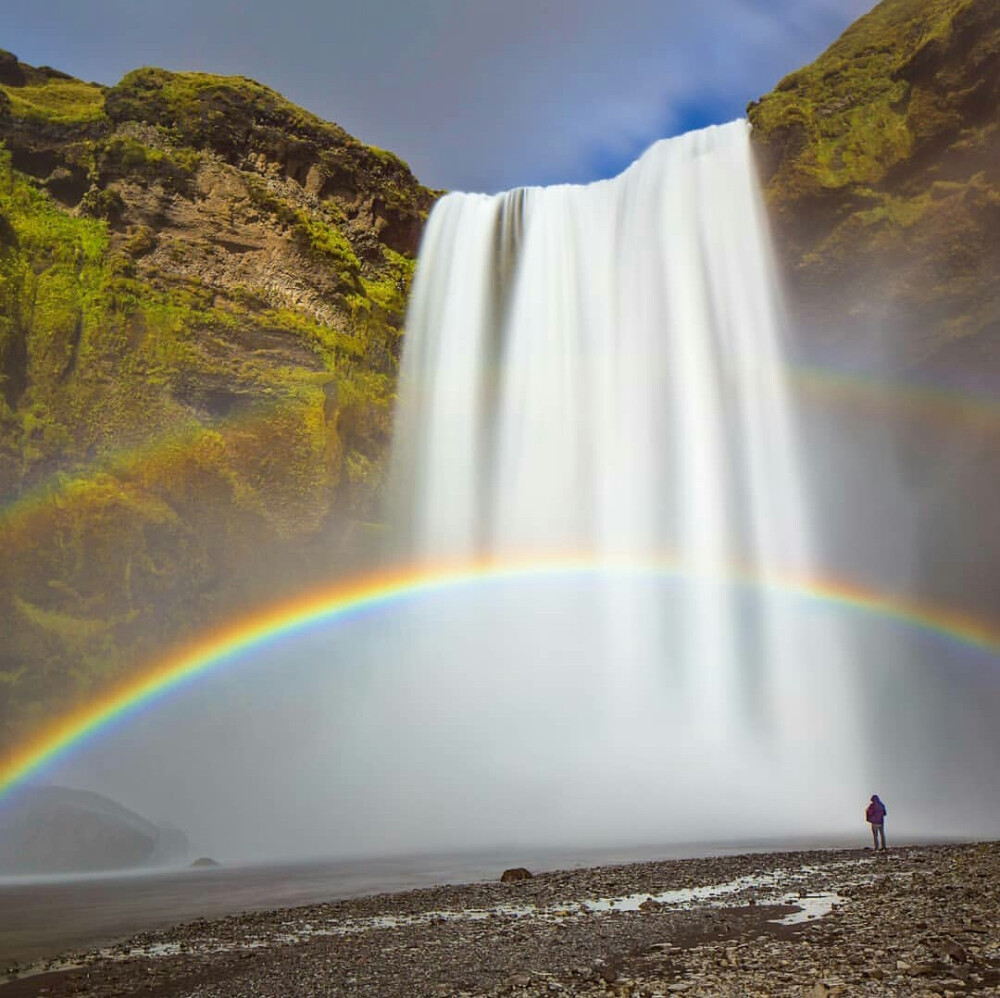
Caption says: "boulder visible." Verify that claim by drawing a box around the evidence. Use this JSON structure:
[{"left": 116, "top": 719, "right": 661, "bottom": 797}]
[{"left": 500, "top": 867, "right": 533, "bottom": 883}]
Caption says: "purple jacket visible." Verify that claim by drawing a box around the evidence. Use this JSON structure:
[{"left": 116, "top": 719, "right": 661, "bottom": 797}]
[{"left": 866, "top": 798, "right": 886, "bottom": 823}]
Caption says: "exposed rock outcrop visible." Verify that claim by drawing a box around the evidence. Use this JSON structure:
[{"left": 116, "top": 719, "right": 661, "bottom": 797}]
[
  {"left": 749, "top": 0, "right": 1000, "bottom": 373},
  {"left": 749, "top": 0, "right": 1000, "bottom": 627},
  {"left": 500, "top": 867, "right": 533, "bottom": 883},
  {"left": 0, "top": 52, "right": 436, "bottom": 753}
]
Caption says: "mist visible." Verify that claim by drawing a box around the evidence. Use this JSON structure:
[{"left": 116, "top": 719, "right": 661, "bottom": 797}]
[
  {"left": 30, "top": 123, "right": 1000, "bottom": 867},
  {"left": 43, "top": 565, "right": 1000, "bottom": 863}
]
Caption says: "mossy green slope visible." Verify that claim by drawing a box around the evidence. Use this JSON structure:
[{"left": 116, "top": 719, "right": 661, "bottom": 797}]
[
  {"left": 0, "top": 53, "right": 436, "bottom": 752},
  {"left": 749, "top": 0, "right": 1000, "bottom": 369},
  {"left": 750, "top": 0, "right": 1000, "bottom": 634}
]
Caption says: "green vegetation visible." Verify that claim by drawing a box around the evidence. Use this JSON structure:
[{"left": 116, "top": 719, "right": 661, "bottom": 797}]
[
  {"left": 361, "top": 247, "right": 415, "bottom": 315},
  {"left": 748, "top": 0, "right": 1000, "bottom": 368},
  {"left": 0, "top": 145, "right": 109, "bottom": 428},
  {"left": 244, "top": 177, "right": 361, "bottom": 287},
  {"left": 0, "top": 154, "right": 405, "bottom": 749},
  {"left": 365, "top": 144, "right": 410, "bottom": 172},
  {"left": 0, "top": 50, "right": 432, "bottom": 757},
  {"left": 749, "top": 0, "right": 973, "bottom": 196},
  {"left": 292, "top": 210, "right": 361, "bottom": 285},
  {"left": 0, "top": 78, "right": 105, "bottom": 125},
  {"left": 105, "top": 67, "right": 349, "bottom": 155},
  {"left": 98, "top": 134, "right": 200, "bottom": 183}
]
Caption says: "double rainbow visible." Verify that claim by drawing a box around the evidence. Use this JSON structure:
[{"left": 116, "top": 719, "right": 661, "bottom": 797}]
[{"left": 2, "top": 555, "right": 999, "bottom": 804}]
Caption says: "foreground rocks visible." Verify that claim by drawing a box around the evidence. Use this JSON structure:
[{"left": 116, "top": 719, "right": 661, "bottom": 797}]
[{"left": 2, "top": 842, "right": 998, "bottom": 996}]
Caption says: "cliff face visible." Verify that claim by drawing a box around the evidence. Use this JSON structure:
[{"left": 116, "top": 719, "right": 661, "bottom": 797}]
[
  {"left": 749, "top": 0, "right": 1000, "bottom": 627},
  {"left": 749, "top": 0, "right": 1000, "bottom": 374},
  {"left": 0, "top": 54, "right": 435, "bottom": 748}
]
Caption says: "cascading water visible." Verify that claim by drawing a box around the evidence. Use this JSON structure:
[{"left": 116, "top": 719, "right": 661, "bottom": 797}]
[
  {"left": 32, "top": 123, "right": 1000, "bottom": 861},
  {"left": 386, "top": 120, "right": 861, "bottom": 846}
]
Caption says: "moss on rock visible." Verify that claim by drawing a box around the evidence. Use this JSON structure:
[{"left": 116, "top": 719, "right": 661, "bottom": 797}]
[
  {"left": 0, "top": 54, "right": 438, "bottom": 754},
  {"left": 0, "top": 77, "right": 105, "bottom": 126},
  {"left": 749, "top": 0, "right": 1000, "bottom": 369}
]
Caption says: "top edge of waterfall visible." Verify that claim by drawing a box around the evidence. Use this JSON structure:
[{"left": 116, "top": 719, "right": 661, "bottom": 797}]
[{"left": 443, "top": 118, "right": 750, "bottom": 200}]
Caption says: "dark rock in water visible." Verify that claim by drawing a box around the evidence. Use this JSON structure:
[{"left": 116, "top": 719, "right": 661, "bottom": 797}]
[
  {"left": 190, "top": 857, "right": 221, "bottom": 868},
  {"left": 0, "top": 786, "right": 189, "bottom": 874},
  {"left": 500, "top": 867, "right": 532, "bottom": 883}
]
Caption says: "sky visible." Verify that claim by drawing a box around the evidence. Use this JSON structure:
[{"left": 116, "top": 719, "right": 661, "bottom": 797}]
[{"left": 4, "top": 0, "right": 875, "bottom": 192}]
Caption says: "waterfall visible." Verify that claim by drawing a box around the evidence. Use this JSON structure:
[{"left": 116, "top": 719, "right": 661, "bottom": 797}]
[{"left": 386, "top": 120, "right": 860, "bottom": 844}]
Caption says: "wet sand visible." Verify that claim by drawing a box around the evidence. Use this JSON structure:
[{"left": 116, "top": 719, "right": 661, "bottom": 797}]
[{"left": 2, "top": 841, "right": 998, "bottom": 996}]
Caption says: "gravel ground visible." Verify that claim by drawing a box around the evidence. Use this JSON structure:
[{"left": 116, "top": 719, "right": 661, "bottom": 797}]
[{"left": 2, "top": 842, "right": 998, "bottom": 996}]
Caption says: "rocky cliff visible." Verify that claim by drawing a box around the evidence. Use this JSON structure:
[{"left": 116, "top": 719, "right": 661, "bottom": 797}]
[
  {"left": 0, "top": 54, "right": 435, "bottom": 749},
  {"left": 749, "top": 0, "right": 1000, "bottom": 374},
  {"left": 749, "top": 0, "right": 1000, "bottom": 625}
]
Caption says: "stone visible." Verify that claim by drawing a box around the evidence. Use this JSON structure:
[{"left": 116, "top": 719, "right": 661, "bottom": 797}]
[
  {"left": 500, "top": 868, "right": 533, "bottom": 883},
  {"left": 592, "top": 957, "right": 622, "bottom": 983}
]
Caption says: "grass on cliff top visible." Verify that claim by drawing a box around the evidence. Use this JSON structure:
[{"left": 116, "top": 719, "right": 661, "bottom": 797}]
[
  {"left": 749, "top": 0, "right": 974, "bottom": 192},
  {"left": 0, "top": 78, "right": 106, "bottom": 124},
  {"left": 108, "top": 67, "right": 349, "bottom": 145},
  {"left": 107, "top": 67, "right": 413, "bottom": 173}
]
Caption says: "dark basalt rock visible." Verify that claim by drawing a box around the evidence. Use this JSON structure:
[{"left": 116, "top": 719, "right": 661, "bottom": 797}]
[
  {"left": 500, "top": 867, "right": 533, "bottom": 883},
  {"left": 0, "top": 50, "right": 26, "bottom": 88}
]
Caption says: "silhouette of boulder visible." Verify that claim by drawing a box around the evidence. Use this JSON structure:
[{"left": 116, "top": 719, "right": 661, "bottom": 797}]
[{"left": 500, "top": 867, "right": 533, "bottom": 882}]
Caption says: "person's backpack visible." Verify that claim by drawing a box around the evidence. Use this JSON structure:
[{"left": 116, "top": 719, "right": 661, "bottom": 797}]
[{"left": 866, "top": 800, "right": 883, "bottom": 822}]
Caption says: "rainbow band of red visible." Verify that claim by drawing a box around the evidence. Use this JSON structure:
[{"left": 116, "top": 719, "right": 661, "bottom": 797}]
[{"left": 2, "top": 556, "right": 998, "bottom": 803}]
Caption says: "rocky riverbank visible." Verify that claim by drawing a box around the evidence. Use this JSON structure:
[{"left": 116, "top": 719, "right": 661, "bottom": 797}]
[{"left": 2, "top": 842, "right": 998, "bottom": 996}]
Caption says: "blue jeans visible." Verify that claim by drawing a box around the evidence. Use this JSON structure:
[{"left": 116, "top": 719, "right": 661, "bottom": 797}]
[{"left": 870, "top": 822, "right": 886, "bottom": 850}]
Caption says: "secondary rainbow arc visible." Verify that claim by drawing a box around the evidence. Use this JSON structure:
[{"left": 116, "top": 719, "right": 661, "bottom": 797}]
[
  {"left": 2, "top": 555, "right": 999, "bottom": 804},
  {"left": 6, "top": 363, "right": 1000, "bottom": 529}
]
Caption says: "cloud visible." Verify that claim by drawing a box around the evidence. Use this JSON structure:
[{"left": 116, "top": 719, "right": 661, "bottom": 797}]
[{"left": 4, "top": 1, "right": 873, "bottom": 190}]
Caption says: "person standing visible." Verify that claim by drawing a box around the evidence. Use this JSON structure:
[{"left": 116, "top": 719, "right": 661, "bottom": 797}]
[{"left": 866, "top": 794, "right": 887, "bottom": 851}]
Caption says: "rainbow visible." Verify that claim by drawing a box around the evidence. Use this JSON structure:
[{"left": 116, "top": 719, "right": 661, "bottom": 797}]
[
  {"left": 2, "top": 555, "right": 1000, "bottom": 804},
  {"left": 6, "top": 362, "right": 1000, "bottom": 533}
]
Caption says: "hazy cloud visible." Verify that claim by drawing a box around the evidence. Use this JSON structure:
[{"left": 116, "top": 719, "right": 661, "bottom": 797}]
[{"left": 6, "top": 0, "right": 873, "bottom": 191}]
